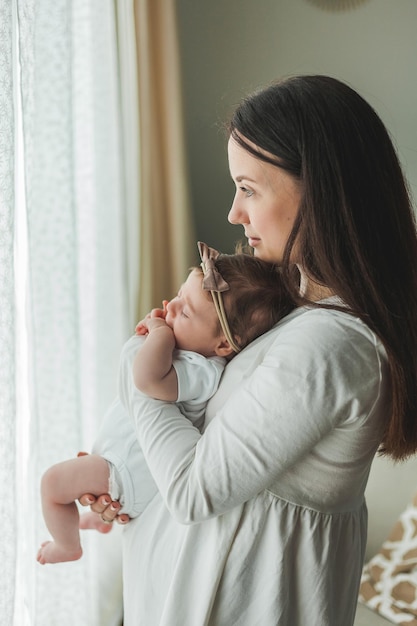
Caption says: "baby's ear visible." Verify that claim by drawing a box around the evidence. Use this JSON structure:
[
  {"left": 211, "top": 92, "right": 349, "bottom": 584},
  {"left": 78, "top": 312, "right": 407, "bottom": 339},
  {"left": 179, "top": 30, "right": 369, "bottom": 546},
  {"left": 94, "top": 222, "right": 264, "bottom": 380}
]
[{"left": 214, "top": 336, "right": 240, "bottom": 358}]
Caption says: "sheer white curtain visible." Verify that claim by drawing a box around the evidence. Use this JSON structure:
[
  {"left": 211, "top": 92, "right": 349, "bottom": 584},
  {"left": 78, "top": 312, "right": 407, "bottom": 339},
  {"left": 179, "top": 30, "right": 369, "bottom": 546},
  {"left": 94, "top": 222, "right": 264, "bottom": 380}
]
[
  {"left": 0, "top": 0, "right": 17, "bottom": 622},
  {"left": 1, "top": 0, "right": 139, "bottom": 623}
]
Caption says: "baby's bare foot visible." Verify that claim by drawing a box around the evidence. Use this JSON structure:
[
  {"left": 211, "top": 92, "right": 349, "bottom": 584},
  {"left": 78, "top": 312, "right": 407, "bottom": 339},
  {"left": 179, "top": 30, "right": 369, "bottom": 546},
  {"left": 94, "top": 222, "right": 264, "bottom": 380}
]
[
  {"left": 79, "top": 511, "right": 113, "bottom": 534},
  {"left": 37, "top": 540, "right": 83, "bottom": 565}
]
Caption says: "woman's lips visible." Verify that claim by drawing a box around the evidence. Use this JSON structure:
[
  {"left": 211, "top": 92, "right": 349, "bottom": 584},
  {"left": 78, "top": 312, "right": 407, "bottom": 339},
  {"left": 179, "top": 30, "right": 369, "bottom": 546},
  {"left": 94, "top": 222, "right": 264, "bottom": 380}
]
[{"left": 247, "top": 237, "right": 260, "bottom": 247}]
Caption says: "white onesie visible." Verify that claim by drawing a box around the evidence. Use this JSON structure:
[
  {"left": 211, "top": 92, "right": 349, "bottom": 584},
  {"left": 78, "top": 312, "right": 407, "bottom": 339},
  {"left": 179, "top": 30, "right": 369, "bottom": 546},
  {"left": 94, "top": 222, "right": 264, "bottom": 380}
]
[{"left": 92, "top": 335, "right": 225, "bottom": 517}]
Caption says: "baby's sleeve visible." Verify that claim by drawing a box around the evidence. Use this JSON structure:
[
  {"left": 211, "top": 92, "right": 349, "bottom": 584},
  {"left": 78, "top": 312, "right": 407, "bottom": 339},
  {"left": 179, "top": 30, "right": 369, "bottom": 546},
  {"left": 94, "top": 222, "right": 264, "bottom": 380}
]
[{"left": 173, "top": 351, "right": 225, "bottom": 404}]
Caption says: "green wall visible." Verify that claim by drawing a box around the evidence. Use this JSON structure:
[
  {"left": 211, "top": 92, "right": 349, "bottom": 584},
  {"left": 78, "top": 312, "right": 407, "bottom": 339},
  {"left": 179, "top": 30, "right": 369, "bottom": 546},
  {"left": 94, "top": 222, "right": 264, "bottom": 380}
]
[{"left": 176, "top": 0, "right": 417, "bottom": 254}]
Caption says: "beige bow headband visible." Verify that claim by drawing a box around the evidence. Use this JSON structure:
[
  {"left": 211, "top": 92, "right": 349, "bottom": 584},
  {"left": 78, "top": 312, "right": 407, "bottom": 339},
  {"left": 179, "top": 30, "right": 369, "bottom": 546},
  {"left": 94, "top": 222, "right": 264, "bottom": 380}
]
[{"left": 197, "top": 241, "right": 241, "bottom": 353}]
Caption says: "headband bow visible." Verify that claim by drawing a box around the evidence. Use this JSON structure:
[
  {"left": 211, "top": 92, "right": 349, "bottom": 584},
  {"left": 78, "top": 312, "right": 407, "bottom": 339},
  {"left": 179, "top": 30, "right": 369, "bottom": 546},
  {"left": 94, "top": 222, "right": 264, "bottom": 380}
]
[
  {"left": 197, "top": 241, "right": 241, "bottom": 353},
  {"left": 197, "top": 241, "right": 230, "bottom": 292}
]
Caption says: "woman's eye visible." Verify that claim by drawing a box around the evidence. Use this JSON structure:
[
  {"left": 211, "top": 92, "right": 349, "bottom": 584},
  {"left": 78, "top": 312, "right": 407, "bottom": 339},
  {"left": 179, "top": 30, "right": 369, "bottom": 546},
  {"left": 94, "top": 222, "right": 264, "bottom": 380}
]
[
  {"left": 181, "top": 310, "right": 189, "bottom": 318},
  {"left": 240, "top": 186, "right": 254, "bottom": 197}
]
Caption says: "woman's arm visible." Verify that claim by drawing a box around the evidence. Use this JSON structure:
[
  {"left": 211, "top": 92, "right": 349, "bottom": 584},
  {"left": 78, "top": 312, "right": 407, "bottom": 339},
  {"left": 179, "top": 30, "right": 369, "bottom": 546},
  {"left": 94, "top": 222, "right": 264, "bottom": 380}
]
[{"left": 121, "top": 311, "right": 385, "bottom": 524}]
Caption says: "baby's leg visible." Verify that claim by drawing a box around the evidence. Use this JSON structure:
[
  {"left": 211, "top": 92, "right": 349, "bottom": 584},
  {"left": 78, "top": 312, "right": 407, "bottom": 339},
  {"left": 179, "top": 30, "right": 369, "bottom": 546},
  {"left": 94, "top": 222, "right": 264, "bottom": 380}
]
[{"left": 37, "top": 454, "right": 110, "bottom": 564}]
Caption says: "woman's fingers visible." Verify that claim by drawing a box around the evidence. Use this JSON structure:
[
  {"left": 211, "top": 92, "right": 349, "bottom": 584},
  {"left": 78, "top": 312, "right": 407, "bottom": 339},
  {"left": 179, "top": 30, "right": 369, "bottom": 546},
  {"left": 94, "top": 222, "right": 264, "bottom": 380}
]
[
  {"left": 90, "top": 496, "right": 121, "bottom": 523},
  {"left": 78, "top": 493, "right": 96, "bottom": 507},
  {"left": 95, "top": 498, "right": 130, "bottom": 524},
  {"left": 91, "top": 494, "right": 114, "bottom": 514},
  {"left": 78, "top": 491, "right": 130, "bottom": 523},
  {"left": 76, "top": 452, "right": 129, "bottom": 523}
]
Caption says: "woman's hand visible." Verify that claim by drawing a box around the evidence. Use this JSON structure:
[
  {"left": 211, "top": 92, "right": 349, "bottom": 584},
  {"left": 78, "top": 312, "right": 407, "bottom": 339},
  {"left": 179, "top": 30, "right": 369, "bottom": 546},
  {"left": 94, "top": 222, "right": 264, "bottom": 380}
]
[
  {"left": 78, "top": 493, "right": 130, "bottom": 524},
  {"left": 77, "top": 452, "right": 130, "bottom": 525}
]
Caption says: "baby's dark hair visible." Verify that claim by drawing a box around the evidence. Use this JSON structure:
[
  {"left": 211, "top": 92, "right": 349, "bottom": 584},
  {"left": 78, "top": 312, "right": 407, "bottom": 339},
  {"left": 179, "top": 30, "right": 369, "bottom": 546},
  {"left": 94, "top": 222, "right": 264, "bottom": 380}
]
[{"left": 204, "top": 247, "right": 296, "bottom": 352}]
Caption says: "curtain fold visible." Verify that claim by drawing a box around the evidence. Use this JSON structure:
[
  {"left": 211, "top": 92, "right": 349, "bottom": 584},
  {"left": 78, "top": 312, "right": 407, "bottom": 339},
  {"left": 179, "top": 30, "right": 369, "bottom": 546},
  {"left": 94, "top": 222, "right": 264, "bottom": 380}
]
[
  {"left": 0, "top": 0, "right": 16, "bottom": 622},
  {"left": 134, "top": 0, "right": 195, "bottom": 318}
]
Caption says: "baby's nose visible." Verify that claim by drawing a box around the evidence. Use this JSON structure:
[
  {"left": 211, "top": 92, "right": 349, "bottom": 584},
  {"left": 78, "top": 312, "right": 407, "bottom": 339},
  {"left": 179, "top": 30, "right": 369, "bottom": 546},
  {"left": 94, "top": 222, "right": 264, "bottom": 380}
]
[{"left": 166, "top": 299, "right": 177, "bottom": 316}]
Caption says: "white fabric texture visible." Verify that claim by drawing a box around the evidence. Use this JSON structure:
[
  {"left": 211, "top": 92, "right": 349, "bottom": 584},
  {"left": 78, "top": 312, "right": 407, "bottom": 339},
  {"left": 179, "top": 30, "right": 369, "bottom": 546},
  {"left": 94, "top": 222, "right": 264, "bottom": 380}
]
[
  {"left": 93, "top": 335, "right": 225, "bottom": 516},
  {"left": 119, "top": 302, "right": 390, "bottom": 626},
  {"left": 0, "top": 1, "right": 16, "bottom": 621}
]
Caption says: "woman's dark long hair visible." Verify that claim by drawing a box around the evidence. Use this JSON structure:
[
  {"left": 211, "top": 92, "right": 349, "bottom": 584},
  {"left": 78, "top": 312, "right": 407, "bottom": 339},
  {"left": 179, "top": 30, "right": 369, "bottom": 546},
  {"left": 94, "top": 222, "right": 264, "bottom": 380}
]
[{"left": 229, "top": 74, "right": 417, "bottom": 461}]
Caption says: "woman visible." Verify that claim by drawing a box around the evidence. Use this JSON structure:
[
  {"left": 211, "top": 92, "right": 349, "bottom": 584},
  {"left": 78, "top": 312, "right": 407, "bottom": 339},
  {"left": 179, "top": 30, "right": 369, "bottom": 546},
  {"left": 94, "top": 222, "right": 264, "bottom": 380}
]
[{"left": 84, "top": 75, "right": 417, "bottom": 625}]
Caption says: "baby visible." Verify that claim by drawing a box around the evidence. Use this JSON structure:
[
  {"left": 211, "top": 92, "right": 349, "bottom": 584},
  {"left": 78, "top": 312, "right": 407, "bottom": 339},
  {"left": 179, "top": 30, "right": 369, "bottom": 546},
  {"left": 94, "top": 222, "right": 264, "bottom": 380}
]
[{"left": 37, "top": 241, "right": 295, "bottom": 564}]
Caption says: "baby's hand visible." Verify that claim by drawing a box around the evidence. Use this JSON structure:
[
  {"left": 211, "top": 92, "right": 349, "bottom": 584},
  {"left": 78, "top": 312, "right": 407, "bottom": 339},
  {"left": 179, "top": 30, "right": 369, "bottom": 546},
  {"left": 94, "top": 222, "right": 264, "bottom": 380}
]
[
  {"left": 135, "top": 301, "right": 168, "bottom": 335},
  {"left": 140, "top": 316, "right": 171, "bottom": 334},
  {"left": 135, "top": 320, "right": 148, "bottom": 335}
]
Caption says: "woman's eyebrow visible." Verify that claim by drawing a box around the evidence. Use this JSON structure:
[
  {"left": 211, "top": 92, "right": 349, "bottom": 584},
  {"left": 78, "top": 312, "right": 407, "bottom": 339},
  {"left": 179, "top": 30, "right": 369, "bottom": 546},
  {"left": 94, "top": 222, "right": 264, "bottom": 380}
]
[{"left": 235, "top": 175, "right": 257, "bottom": 183}]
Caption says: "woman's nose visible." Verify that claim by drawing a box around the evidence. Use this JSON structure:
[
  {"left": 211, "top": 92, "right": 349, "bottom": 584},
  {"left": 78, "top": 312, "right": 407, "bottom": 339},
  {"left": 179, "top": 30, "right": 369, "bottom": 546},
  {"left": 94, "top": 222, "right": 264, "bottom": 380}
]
[{"left": 228, "top": 196, "right": 247, "bottom": 225}]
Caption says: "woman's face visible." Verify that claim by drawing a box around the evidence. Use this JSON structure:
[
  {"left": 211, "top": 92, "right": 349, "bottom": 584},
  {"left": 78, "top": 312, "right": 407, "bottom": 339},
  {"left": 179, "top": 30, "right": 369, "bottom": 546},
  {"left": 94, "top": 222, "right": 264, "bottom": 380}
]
[{"left": 227, "top": 137, "right": 301, "bottom": 264}]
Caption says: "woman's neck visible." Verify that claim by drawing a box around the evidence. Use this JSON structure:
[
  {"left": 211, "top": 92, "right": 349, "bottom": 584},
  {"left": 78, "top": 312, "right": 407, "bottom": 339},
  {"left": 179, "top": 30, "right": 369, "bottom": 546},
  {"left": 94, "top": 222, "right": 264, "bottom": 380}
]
[{"left": 298, "top": 268, "right": 335, "bottom": 302}]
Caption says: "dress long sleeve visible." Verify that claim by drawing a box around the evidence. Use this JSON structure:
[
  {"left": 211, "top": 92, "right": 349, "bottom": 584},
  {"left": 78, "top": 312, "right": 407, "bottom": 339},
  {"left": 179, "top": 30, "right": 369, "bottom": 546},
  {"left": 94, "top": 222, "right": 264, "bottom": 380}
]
[
  {"left": 120, "top": 303, "right": 390, "bottom": 626},
  {"left": 119, "top": 306, "right": 388, "bottom": 523}
]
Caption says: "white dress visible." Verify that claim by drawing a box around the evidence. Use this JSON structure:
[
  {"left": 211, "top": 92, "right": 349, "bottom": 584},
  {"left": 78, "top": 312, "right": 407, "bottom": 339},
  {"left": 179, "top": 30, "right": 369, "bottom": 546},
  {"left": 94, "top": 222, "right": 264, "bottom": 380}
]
[{"left": 119, "top": 301, "right": 390, "bottom": 626}]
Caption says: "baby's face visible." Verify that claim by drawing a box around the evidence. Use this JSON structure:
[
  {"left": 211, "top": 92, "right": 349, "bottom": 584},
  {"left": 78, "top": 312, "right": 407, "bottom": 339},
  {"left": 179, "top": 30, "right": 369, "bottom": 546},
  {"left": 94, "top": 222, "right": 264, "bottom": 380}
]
[{"left": 164, "top": 269, "right": 222, "bottom": 356}]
